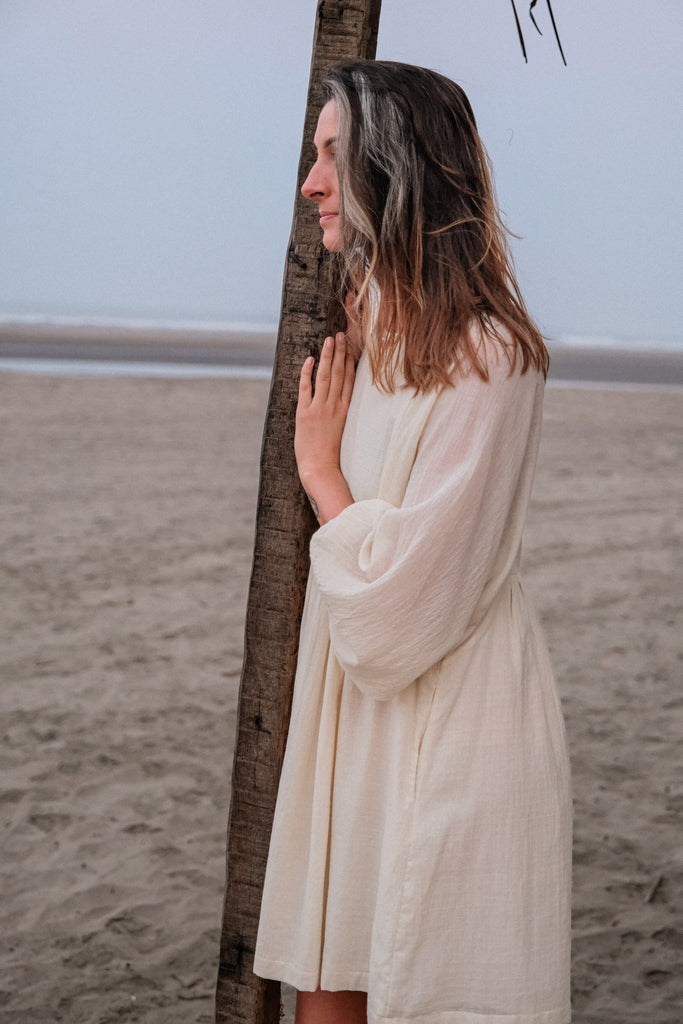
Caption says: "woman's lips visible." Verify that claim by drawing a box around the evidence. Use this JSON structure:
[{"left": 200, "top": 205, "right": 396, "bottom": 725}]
[{"left": 319, "top": 212, "right": 338, "bottom": 224}]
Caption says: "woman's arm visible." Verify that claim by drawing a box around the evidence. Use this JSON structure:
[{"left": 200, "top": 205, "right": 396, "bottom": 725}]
[
  {"left": 295, "top": 332, "right": 356, "bottom": 526},
  {"left": 309, "top": 349, "right": 544, "bottom": 698}
]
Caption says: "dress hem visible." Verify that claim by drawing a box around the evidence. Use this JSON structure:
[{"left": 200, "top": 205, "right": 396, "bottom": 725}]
[
  {"left": 252, "top": 957, "right": 369, "bottom": 993},
  {"left": 253, "top": 960, "right": 569, "bottom": 1024},
  {"left": 373, "top": 1006, "right": 570, "bottom": 1024}
]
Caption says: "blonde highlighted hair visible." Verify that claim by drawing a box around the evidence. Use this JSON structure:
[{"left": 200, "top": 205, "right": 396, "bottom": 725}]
[{"left": 323, "top": 60, "right": 549, "bottom": 391}]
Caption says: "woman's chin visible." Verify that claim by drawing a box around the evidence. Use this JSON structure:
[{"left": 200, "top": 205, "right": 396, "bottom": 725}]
[{"left": 321, "top": 227, "right": 341, "bottom": 252}]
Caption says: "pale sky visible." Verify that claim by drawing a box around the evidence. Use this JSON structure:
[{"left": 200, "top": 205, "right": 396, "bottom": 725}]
[{"left": 0, "top": 0, "right": 681, "bottom": 344}]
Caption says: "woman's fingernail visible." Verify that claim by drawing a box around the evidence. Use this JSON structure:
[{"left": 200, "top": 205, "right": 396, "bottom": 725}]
[{"left": 324, "top": 336, "right": 333, "bottom": 349}]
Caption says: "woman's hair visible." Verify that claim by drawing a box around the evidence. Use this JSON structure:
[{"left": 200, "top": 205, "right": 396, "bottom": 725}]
[{"left": 322, "top": 59, "right": 549, "bottom": 391}]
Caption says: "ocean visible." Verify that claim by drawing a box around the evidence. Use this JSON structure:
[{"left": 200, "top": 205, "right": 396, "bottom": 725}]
[{"left": 0, "top": 315, "right": 681, "bottom": 388}]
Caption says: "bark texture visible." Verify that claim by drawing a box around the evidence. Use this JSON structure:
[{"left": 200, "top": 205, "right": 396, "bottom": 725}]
[{"left": 215, "top": 3, "right": 382, "bottom": 1021}]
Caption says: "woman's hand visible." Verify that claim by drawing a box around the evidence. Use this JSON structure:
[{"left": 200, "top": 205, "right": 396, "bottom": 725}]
[{"left": 295, "top": 332, "right": 355, "bottom": 525}]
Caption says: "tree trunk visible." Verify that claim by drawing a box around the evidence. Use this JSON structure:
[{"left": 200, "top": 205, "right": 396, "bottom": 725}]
[{"left": 215, "top": 3, "right": 382, "bottom": 1021}]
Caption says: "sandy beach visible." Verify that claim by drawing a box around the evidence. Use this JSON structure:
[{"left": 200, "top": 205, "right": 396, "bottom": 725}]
[{"left": 1, "top": 368, "right": 681, "bottom": 1023}]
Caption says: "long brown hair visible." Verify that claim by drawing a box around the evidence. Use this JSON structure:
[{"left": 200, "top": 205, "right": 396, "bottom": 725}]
[{"left": 323, "top": 60, "right": 549, "bottom": 391}]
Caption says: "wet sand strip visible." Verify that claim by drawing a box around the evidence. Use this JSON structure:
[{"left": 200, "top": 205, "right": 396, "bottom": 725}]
[{"left": 1, "top": 323, "right": 682, "bottom": 386}]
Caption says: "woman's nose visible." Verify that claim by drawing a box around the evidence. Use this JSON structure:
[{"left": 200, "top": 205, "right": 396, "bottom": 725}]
[{"left": 301, "top": 161, "right": 324, "bottom": 200}]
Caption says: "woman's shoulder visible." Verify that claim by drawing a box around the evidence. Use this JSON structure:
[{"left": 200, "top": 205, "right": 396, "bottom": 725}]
[
  {"left": 363, "top": 317, "right": 543, "bottom": 406},
  {"left": 455, "top": 318, "right": 521, "bottom": 381},
  {"left": 429, "top": 320, "right": 545, "bottom": 425}
]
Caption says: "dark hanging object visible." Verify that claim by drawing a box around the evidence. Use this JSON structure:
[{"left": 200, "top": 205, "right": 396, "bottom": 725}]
[
  {"left": 529, "top": 0, "right": 543, "bottom": 35},
  {"left": 511, "top": 0, "right": 567, "bottom": 65},
  {"left": 510, "top": 0, "right": 528, "bottom": 61}
]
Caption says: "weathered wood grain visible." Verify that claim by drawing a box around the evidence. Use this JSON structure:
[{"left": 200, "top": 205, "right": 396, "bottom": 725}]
[{"left": 215, "top": 3, "right": 382, "bottom": 1021}]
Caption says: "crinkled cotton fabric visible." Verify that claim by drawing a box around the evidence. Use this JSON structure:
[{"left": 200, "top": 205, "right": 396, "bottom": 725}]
[{"left": 254, "top": 336, "right": 572, "bottom": 1024}]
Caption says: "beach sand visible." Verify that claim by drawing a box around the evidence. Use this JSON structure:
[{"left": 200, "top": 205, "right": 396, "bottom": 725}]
[{"left": 1, "top": 372, "right": 681, "bottom": 1023}]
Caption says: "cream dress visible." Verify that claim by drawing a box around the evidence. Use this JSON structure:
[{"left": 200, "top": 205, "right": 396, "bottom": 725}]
[{"left": 254, "top": 334, "right": 572, "bottom": 1024}]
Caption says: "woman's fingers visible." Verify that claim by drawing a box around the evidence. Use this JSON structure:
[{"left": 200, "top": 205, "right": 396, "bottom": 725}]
[
  {"left": 313, "top": 336, "right": 335, "bottom": 398},
  {"left": 328, "top": 333, "right": 348, "bottom": 398},
  {"left": 307, "top": 334, "right": 348, "bottom": 402},
  {"left": 301, "top": 333, "right": 352, "bottom": 408},
  {"left": 298, "top": 355, "right": 314, "bottom": 407}
]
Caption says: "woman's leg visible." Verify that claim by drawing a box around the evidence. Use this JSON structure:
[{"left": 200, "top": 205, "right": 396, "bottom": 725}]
[{"left": 295, "top": 988, "right": 367, "bottom": 1024}]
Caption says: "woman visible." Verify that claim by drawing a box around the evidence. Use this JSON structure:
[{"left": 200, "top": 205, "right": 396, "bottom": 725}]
[{"left": 254, "top": 60, "right": 572, "bottom": 1024}]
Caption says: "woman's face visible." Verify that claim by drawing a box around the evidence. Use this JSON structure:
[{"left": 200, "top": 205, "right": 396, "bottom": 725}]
[{"left": 301, "top": 100, "right": 340, "bottom": 251}]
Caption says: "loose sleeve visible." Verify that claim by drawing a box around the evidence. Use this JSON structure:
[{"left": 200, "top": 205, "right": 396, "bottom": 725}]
[{"left": 309, "top": 349, "right": 544, "bottom": 699}]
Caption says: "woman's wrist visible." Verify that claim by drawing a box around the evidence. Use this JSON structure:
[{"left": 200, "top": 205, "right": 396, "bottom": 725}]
[
  {"left": 300, "top": 467, "right": 354, "bottom": 526},
  {"left": 298, "top": 461, "right": 341, "bottom": 495}
]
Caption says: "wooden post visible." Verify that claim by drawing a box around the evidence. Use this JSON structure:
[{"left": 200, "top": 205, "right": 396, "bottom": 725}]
[{"left": 215, "top": 2, "right": 382, "bottom": 1021}]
